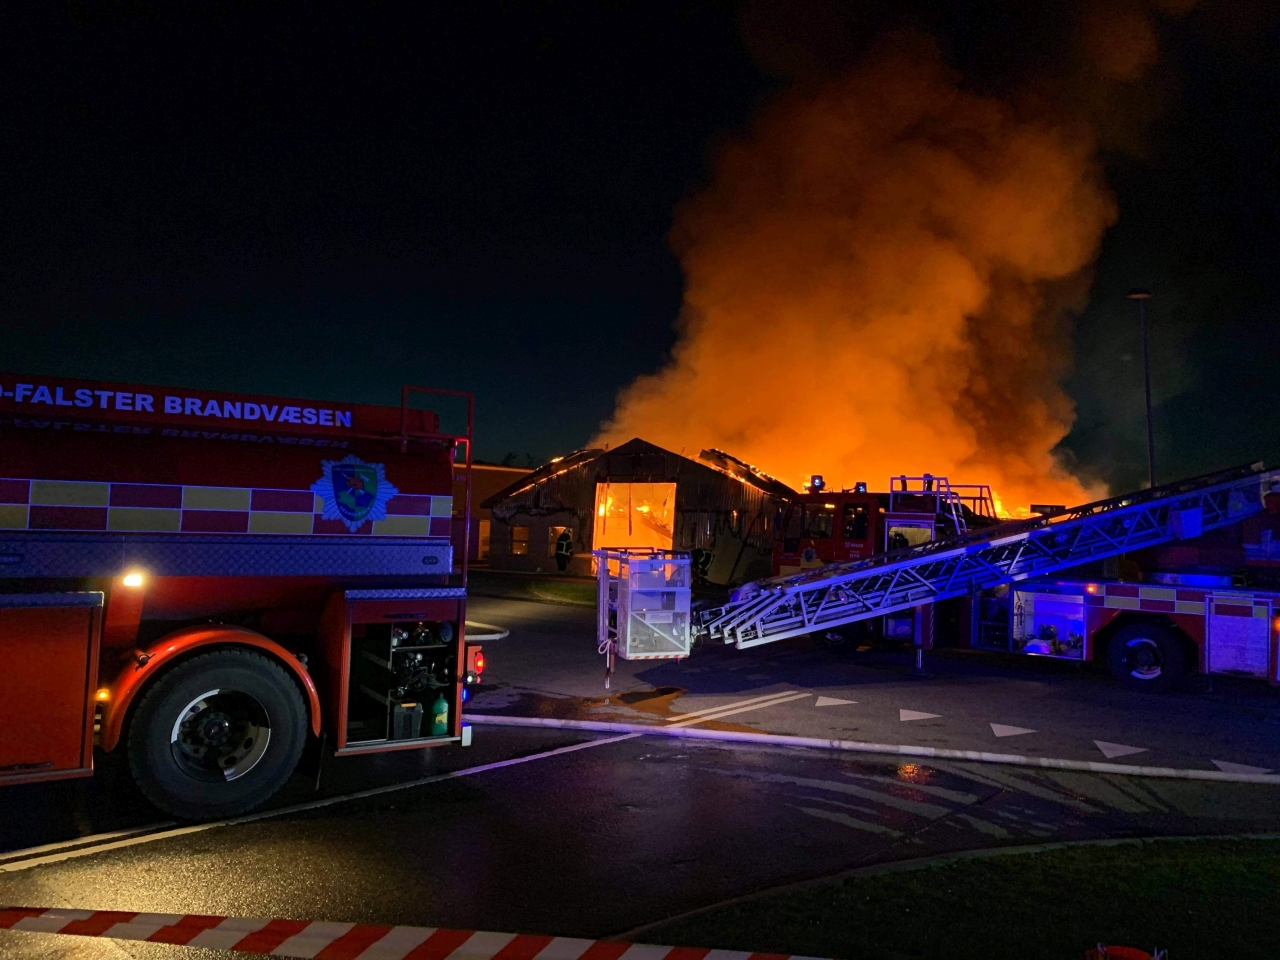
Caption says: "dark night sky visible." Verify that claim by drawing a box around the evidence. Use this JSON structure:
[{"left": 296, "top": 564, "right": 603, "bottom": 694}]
[{"left": 1, "top": 2, "right": 1277, "bottom": 492}]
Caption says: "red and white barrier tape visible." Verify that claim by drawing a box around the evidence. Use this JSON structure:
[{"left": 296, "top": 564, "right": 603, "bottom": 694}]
[{"left": 0, "top": 907, "right": 816, "bottom": 960}]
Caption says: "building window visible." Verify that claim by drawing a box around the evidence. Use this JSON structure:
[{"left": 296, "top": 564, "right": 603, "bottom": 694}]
[
  {"left": 478, "top": 519, "right": 491, "bottom": 560},
  {"left": 511, "top": 525, "right": 529, "bottom": 555}
]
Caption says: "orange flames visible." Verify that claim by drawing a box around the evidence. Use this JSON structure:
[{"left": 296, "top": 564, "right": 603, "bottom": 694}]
[{"left": 597, "top": 33, "right": 1121, "bottom": 514}]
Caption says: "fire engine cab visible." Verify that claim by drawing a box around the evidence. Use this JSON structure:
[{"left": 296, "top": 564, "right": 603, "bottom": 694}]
[
  {"left": 772, "top": 474, "right": 998, "bottom": 577},
  {"left": 0, "top": 373, "right": 484, "bottom": 819}
]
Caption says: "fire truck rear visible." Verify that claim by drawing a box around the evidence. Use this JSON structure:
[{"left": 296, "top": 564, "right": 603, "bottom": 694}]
[{"left": 0, "top": 373, "right": 484, "bottom": 818}]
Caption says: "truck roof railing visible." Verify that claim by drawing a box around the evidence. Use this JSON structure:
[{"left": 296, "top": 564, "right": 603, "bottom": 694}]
[
  {"left": 699, "top": 462, "right": 1280, "bottom": 650},
  {"left": 887, "top": 474, "right": 997, "bottom": 533}
]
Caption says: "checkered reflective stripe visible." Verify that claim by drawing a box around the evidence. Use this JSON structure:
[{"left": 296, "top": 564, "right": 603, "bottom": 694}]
[
  {"left": 0, "top": 907, "right": 814, "bottom": 960},
  {"left": 0, "top": 533, "right": 452, "bottom": 578},
  {"left": 1096, "top": 583, "right": 1208, "bottom": 616},
  {"left": 0, "top": 478, "right": 452, "bottom": 537}
]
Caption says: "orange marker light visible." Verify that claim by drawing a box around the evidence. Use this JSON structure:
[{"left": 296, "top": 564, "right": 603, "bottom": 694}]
[
  {"left": 1085, "top": 583, "right": 1098, "bottom": 594},
  {"left": 95, "top": 688, "right": 110, "bottom": 702},
  {"left": 121, "top": 570, "right": 146, "bottom": 588}
]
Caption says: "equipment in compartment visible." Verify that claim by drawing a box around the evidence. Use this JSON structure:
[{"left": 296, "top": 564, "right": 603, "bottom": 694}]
[
  {"left": 347, "top": 620, "right": 458, "bottom": 745},
  {"left": 1012, "top": 589, "right": 1086, "bottom": 659}
]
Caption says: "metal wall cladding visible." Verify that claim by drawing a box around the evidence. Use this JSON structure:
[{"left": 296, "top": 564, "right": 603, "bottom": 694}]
[{"left": 488, "top": 441, "right": 789, "bottom": 553}]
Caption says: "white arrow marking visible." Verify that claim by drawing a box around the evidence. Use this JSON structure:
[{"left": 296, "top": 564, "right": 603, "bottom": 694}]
[
  {"left": 989, "top": 723, "right": 1036, "bottom": 738},
  {"left": 1094, "top": 740, "right": 1148, "bottom": 759},
  {"left": 815, "top": 696, "right": 857, "bottom": 707},
  {"left": 899, "top": 709, "right": 941, "bottom": 722},
  {"left": 1212, "top": 759, "right": 1273, "bottom": 775}
]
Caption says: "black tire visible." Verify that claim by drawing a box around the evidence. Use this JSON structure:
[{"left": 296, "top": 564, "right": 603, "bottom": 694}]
[
  {"left": 812, "top": 620, "right": 869, "bottom": 649},
  {"left": 1106, "top": 622, "right": 1187, "bottom": 693},
  {"left": 127, "top": 649, "right": 308, "bottom": 819}
]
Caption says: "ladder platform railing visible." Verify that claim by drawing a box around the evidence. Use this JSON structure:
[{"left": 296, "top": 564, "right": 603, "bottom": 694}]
[{"left": 698, "top": 463, "right": 1279, "bottom": 650}]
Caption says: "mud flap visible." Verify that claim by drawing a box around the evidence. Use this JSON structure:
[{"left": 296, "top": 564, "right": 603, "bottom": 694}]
[{"left": 296, "top": 731, "right": 328, "bottom": 792}]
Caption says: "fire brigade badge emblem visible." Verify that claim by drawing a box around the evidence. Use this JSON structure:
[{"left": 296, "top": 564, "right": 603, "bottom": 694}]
[{"left": 311, "top": 454, "right": 399, "bottom": 532}]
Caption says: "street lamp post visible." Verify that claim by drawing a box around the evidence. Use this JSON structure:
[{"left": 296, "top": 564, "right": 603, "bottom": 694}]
[{"left": 1127, "top": 288, "right": 1156, "bottom": 489}]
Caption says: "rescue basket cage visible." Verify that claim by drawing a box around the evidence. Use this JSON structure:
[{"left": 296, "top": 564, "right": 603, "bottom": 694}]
[
  {"left": 595, "top": 549, "right": 693, "bottom": 680},
  {"left": 697, "top": 462, "right": 1280, "bottom": 650}
]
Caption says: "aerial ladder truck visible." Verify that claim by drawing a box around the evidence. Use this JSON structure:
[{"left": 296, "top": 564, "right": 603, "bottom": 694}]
[{"left": 600, "top": 464, "right": 1280, "bottom": 693}]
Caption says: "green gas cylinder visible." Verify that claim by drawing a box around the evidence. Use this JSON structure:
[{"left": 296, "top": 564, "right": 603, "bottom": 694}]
[{"left": 430, "top": 693, "right": 449, "bottom": 736}]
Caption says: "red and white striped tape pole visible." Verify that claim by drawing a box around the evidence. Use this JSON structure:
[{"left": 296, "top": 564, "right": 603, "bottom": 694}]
[{"left": 0, "top": 907, "right": 818, "bottom": 960}]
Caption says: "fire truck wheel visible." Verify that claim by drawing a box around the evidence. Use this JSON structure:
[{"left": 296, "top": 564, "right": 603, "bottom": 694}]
[
  {"left": 812, "top": 621, "right": 868, "bottom": 649},
  {"left": 1107, "top": 622, "right": 1187, "bottom": 693},
  {"left": 127, "top": 649, "right": 308, "bottom": 819}
]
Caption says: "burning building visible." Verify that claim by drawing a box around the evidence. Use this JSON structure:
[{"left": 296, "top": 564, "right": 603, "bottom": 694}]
[{"left": 481, "top": 438, "right": 797, "bottom": 583}]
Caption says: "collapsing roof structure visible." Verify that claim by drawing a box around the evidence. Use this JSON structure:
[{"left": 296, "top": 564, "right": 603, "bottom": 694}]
[{"left": 481, "top": 437, "right": 798, "bottom": 584}]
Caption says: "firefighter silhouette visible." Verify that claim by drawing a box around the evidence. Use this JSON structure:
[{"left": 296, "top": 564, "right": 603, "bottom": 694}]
[
  {"left": 554, "top": 528, "right": 574, "bottom": 572},
  {"left": 690, "top": 548, "right": 713, "bottom": 586}
]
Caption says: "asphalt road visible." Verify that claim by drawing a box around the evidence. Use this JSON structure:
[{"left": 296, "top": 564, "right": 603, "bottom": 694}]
[{"left": 2, "top": 596, "right": 1279, "bottom": 959}]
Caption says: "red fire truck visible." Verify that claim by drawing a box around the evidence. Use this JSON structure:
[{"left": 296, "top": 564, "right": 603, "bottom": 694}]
[
  {"left": 751, "top": 466, "right": 1280, "bottom": 692},
  {"left": 0, "top": 373, "right": 484, "bottom": 818}
]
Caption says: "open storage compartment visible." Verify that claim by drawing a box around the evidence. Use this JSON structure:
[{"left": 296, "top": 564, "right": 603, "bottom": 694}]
[
  {"left": 347, "top": 620, "right": 458, "bottom": 744},
  {"left": 319, "top": 587, "right": 465, "bottom": 753}
]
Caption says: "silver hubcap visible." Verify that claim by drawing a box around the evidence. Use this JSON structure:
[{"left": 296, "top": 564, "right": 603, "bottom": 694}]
[
  {"left": 1124, "top": 638, "right": 1163, "bottom": 680},
  {"left": 171, "top": 689, "right": 271, "bottom": 781}
]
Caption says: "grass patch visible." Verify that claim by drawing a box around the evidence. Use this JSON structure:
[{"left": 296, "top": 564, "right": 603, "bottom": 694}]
[
  {"left": 642, "top": 838, "right": 1280, "bottom": 960},
  {"left": 468, "top": 570, "right": 595, "bottom": 606},
  {"left": 528, "top": 578, "right": 596, "bottom": 605}
]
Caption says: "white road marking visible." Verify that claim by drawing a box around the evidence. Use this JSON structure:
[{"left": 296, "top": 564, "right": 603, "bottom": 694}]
[
  {"left": 796, "top": 806, "right": 902, "bottom": 836},
  {"left": 841, "top": 772, "right": 980, "bottom": 805},
  {"left": 664, "top": 691, "right": 801, "bottom": 722},
  {"left": 467, "top": 716, "right": 1280, "bottom": 785},
  {"left": 953, "top": 814, "right": 1012, "bottom": 839},
  {"left": 1094, "top": 740, "right": 1148, "bottom": 759},
  {"left": 814, "top": 696, "right": 856, "bottom": 707},
  {"left": 899, "top": 709, "right": 941, "bottom": 722},
  {"left": 990, "top": 723, "right": 1036, "bottom": 738},
  {"left": 0, "top": 824, "right": 175, "bottom": 864},
  {"left": 1212, "top": 760, "right": 1273, "bottom": 775},
  {"left": 668, "top": 692, "right": 812, "bottom": 727},
  {"left": 748, "top": 771, "right": 951, "bottom": 818},
  {"left": 0, "top": 733, "right": 641, "bottom": 873},
  {"left": 464, "top": 621, "right": 511, "bottom": 640}
]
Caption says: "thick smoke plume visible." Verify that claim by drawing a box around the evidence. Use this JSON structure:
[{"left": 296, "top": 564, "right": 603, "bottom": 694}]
[{"left": 597, "top": 33, "right": 1120, "bottom": 512}]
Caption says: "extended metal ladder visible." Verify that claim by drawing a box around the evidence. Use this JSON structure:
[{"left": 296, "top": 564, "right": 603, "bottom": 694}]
[{"left": 698, "top": 463, "right": 1280, "bottom": 649}]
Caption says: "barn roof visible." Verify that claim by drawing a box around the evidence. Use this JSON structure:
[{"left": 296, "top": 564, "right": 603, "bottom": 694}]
[{"left": 480, "top": 437, "right": 797, "bottom": 509}]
